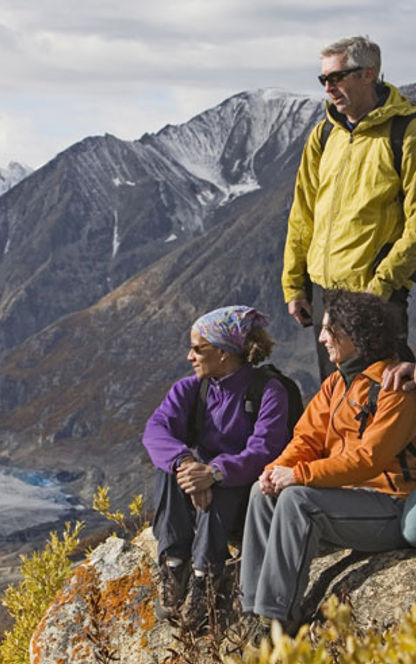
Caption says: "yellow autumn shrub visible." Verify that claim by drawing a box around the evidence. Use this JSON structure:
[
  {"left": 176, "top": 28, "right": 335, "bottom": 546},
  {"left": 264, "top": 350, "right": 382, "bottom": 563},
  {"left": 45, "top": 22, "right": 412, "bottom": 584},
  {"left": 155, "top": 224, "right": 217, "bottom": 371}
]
[
  {"left": 226, "top": 596, "right": 416, "bottom": 664},
  {"left": 0, "top": 521, "right": 83, "bottom": 664}
]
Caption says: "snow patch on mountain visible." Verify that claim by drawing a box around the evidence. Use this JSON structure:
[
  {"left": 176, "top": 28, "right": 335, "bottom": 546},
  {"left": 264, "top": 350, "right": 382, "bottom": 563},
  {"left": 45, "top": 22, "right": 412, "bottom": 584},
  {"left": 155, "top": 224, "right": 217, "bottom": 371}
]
[
  {"left": 112, "top": 210, "right": 121, "bottom": 258},
  {"left": 3, "top": 238, "right": 11, "bottom": 255},
  {"left": 165, "top": 233, "right": 178, "bottom": 243},
  {"left": 144, "top": 89, "right": 321, "bottom": 212},
  {"left": 0, "top": 161, "right": 33, "bottom": 196}
]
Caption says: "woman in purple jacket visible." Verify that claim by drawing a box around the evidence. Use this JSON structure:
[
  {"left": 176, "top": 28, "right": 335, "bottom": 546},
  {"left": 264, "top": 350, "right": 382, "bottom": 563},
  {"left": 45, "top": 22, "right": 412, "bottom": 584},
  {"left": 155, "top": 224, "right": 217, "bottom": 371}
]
[{"left": 142, "top": 305, "right": 290, "bottom": 629}]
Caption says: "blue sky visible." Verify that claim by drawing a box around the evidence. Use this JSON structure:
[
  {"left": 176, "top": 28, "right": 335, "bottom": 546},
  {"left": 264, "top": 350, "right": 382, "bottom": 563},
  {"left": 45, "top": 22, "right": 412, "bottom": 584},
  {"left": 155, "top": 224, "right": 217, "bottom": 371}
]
[{"left": 1, "top": 0, "right": 415, "bottom": 168}]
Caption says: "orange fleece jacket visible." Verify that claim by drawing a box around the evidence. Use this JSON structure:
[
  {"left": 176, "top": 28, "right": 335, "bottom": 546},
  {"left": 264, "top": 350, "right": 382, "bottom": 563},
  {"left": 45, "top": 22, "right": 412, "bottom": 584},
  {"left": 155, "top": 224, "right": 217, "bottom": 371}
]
[{"left": 266, "top": 360, "right": 416, "bottom": 498}]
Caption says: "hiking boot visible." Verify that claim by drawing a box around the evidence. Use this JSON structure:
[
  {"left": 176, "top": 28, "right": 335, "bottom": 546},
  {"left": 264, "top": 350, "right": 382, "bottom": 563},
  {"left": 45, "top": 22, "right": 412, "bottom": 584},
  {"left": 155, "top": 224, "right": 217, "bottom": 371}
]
[
  {"left": 180, "top": 572, "right": 222, "bottom": 631},
  {"left": 180, "top": 574, "right": 208, "bottom": 630},
  {"left": 248, "top": 615, "right": 272, "bottom": 648},
  {"left": 155, "top": 559, "right": 191, "bottom": 620},
  {"left": 247, "top": 614, "right": 301, "bottom": 648}
]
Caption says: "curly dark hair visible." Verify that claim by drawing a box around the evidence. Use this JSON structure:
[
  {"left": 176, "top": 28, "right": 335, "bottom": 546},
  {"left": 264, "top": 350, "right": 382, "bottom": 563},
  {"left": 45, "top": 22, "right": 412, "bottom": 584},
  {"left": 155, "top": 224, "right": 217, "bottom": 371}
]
[
  {"left": 323, "top": 289, "right": 398, "bottom": 364},
  {"left": 241, "top": 327, "right": 275, "bottom": 365}
]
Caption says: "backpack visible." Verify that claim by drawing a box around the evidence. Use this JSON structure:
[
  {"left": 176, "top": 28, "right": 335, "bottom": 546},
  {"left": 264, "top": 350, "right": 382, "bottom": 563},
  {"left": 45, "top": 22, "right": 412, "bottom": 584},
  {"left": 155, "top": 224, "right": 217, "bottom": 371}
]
[
  {"left": 349, "top": 376, "right": 416, "bottom": 484},
  {"left": 187, "top": 364, "right": 304, "bottom": 447}
]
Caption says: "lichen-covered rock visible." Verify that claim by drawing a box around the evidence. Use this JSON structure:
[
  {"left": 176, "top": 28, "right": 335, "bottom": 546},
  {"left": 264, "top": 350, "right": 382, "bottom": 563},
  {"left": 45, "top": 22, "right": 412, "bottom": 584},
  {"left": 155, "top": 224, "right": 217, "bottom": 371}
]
[
  {"left": 30, "top": 528, "right": 416, "bottom": 663},
  {"left": 30, "top": 532, "right": 174, "bottom": 664}
]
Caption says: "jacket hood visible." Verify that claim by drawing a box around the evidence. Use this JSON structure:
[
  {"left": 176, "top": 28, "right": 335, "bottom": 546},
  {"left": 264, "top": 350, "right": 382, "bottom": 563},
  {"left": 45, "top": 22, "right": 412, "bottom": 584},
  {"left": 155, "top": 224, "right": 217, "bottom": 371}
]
[{"left": 326, "top": 82, "right": 416, "bottom": 131}]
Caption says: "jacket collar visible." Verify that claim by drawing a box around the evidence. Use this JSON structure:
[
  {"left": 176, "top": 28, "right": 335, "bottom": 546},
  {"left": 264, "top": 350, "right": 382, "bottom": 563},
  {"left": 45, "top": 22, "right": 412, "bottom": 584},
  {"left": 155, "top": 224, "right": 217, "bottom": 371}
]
[
  {"left": 339, "top": 356, "right": 369, "bottom": 388},
  {"left": 326, "top": 81, "right": 415, "bottom": 132},
  {"left": 339, "top": 357, "right": 397, "bottom": 388},
  {"left": 210, "top": 363, "right": 252, "bottom": 390}
]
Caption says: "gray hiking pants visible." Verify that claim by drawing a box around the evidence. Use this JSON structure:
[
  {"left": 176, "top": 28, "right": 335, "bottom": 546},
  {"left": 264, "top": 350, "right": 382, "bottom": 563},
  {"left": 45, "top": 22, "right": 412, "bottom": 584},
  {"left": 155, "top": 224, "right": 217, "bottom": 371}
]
[{"left": 240, "top": 482, "right": 406, "bottom": 623}]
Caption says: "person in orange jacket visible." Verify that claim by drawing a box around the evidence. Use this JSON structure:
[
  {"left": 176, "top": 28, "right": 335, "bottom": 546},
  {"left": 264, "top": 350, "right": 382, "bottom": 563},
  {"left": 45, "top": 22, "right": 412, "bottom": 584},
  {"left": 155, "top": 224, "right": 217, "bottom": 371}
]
[{"left": 240, "top": 289, "right": 416, "bottom": 639}]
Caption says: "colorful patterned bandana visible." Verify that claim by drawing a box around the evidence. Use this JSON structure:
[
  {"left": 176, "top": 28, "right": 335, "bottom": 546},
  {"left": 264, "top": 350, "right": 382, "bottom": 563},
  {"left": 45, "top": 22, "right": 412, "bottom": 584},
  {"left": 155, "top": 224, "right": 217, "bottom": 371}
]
[{"left": 192, "top": 305, "right": 270, "bottom": 355}]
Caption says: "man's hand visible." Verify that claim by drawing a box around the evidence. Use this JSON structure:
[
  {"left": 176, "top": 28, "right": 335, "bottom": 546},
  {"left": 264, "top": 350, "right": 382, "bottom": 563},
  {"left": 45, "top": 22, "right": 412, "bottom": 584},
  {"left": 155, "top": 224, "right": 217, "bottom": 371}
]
[
  {"left": 382, "top": 362, "right": 416, "bottom": 392},
  {"left": 269, "top": 466, "right": 296, "bottom": 492},
  {"left": 288, "top": 299, "right": 313, "bottom": 327},
  {"left": 191, "top": 488, "right": 213, "bottom": 512},
  {"left": 176, "top": 461, "right": 214, "bottom": 493}
]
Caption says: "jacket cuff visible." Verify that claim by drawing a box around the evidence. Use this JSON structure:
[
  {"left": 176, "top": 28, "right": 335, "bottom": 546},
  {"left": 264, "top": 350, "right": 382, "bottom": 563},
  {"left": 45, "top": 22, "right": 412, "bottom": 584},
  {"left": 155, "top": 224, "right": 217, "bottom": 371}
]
[
  {"left": 366, "top": 277, "right": 393, "bottom": 301},
  {"left": 282, "top": 288, "right": 308, "bottom": 304},
  {"left": 173, "top": 453, "right": 194, "bottom": 471},
  {"left": 293, "top": 465, "right": 305, "bottom": 485}
]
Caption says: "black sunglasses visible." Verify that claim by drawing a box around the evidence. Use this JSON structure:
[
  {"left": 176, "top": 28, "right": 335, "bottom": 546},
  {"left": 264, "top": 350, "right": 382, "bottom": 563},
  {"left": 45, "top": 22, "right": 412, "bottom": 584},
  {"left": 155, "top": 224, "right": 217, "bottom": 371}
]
[{"left": 318, "top": 66, "right": 363, "bottom": 87}]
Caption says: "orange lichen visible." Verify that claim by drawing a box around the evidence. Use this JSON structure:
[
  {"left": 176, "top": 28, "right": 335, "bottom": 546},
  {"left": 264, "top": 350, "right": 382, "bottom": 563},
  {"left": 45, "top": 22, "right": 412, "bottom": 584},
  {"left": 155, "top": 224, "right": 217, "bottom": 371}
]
[
  {"left": 98, "top": 559, "right": 156, "bottom": 622},
  {"left": 31, "top": 552, "right": 161, "bottom": 662},
  {"left": 138, "top": 598, "right": 157, "bottom": 634}
]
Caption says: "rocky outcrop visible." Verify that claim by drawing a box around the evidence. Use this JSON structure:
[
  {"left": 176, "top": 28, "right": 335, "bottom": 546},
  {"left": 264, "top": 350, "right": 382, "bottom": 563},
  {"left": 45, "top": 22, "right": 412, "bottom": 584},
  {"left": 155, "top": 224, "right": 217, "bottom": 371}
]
[
  {"left": 30, "top": 532, "right": 169, "bottom": 664},
  {"left": 30, "top": 529, "right": 416, "bottom": 663}
]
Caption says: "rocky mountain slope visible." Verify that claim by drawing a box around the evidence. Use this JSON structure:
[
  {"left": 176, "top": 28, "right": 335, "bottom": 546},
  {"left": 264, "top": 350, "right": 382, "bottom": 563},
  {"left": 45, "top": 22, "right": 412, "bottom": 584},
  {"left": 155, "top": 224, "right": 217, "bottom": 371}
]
[{"left": 0, "top": 90, "right": 322, "bottom": 355}]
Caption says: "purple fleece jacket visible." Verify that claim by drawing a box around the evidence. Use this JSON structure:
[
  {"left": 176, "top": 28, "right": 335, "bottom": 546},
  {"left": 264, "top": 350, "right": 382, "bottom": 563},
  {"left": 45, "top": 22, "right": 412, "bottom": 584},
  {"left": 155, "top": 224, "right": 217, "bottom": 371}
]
[{"left": 142, "top": 364, "right": 289, "bottom": 487}]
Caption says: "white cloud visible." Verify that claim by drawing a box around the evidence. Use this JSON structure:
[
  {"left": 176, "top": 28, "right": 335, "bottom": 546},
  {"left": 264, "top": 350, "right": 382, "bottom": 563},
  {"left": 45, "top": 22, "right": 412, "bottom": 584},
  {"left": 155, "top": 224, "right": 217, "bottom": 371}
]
[{"left": 0, "top": 0, "right": 415, "bottom": 168}]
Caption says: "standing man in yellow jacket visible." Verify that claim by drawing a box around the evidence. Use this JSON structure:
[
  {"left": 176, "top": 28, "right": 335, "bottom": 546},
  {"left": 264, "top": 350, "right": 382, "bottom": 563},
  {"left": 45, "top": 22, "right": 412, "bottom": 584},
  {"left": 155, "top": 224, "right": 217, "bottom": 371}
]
[{"left": 282, "top": 36, "right": 416, "bottom": 380}]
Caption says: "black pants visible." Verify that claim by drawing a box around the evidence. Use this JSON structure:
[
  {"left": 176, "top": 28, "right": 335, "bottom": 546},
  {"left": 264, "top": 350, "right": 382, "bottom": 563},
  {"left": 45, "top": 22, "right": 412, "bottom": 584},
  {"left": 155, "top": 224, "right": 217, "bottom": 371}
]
[
  {"left": 153, "top": 469, "right": 251, "bottom": 574},
  {"left": 312, "top": 283, "right": 415, "bottom": 382}
]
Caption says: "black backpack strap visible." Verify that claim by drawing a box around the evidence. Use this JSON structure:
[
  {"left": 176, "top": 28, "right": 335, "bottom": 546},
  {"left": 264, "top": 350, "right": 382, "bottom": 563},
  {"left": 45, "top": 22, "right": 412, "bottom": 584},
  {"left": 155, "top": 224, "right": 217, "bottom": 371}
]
[
  {"left": 398, "top": 450, "right": 412, "bottom": 482},
  {"left": 354, "top": 380, "right": 381, "bottom": 439},
  {"left": 406, "top": 442, "right": 416, "bottom": 458},
  {"left": 390, "top": 112, "right": 416, "bottom": 178},
  {"left": 187, "top": 378, "right": 209, "bottom": 447},
  {"left": 319, "top": 118, "right": 333, "bottom": 152},
  {"left": 397, "top": 442, "right": 416, "bottom": 483},
  {"left": 244, "top": 365, "right": 272, "bottom": 424},
  {"left": 244, "top": 364, "right": 303, "bottom": 438}
]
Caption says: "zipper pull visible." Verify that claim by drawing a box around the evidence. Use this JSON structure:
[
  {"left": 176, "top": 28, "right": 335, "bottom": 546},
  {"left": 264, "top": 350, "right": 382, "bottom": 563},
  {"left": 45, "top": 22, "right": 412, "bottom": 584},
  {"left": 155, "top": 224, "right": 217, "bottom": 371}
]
[{"left": 349, "top": 133, "right": 354, "bottom": 144}]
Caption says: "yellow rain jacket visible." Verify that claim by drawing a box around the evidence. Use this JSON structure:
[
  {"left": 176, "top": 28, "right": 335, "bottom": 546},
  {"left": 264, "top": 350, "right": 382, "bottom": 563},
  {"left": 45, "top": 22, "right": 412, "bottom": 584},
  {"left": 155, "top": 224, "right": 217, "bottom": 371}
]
[{"left": 282, "top": 83, "right": 416, "bottom": 302}]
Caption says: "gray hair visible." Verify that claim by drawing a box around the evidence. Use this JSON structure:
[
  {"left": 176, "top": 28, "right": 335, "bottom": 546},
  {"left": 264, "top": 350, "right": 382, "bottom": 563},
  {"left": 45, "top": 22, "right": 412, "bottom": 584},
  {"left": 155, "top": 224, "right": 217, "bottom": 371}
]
[{"left": 320, "top": 36, "right": 381, "bottom": 77}]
